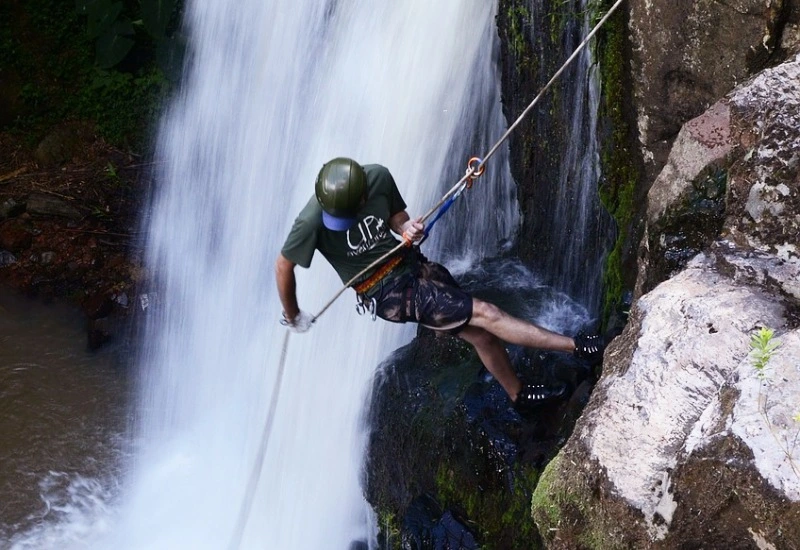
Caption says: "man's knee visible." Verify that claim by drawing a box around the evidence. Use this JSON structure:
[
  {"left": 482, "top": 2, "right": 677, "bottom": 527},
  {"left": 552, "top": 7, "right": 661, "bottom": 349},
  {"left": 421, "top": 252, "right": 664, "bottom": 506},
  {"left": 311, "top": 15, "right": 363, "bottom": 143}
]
[{"left": 470, "top": 299, "right": 503, "bottom": 325}]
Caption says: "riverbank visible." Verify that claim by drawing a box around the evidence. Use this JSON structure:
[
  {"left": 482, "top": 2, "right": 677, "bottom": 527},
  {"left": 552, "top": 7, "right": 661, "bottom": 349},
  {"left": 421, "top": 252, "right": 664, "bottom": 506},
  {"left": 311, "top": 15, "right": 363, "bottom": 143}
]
[{"left": 0, "top": 127, "right": 147, "bottom": 349}]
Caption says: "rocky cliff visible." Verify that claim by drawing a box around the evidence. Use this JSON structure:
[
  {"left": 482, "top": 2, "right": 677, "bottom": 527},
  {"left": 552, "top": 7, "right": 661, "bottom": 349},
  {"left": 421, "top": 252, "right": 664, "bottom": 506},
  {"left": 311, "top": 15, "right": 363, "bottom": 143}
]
[{"left": 532, "top": 1, "right": 800, "bottom": 547}]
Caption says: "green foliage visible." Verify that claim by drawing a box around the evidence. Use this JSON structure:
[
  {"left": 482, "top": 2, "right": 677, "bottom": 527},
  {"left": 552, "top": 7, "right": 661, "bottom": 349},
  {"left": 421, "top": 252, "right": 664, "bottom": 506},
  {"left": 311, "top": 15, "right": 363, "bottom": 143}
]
[
  {"left": 141, "top": 0, "right": 177, "bottom": 38},
  {"left": 76, "top": 64, "right": 169, "bottom": 145},
  {"left": 76, "top": 0, "right": 179, "bottom": 70},
  {"left": 750, "top": 327, "right": 780, "bottom": 379},
  {"left": 377, "top": 510, "right": 401, "bottom": 548},
  {"left": 749, "top": 328, "right": 800, "bottom": 479},
  {"left": 2, "top": 0, "right": 179, "bottom": 149}
]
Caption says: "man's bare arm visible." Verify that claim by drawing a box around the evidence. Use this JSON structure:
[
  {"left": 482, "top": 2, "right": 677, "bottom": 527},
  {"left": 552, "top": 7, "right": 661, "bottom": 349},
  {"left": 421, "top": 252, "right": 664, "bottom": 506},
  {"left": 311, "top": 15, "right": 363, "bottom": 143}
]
[{"left": 275, "top": 253, "right": 300, "bottom": 321}]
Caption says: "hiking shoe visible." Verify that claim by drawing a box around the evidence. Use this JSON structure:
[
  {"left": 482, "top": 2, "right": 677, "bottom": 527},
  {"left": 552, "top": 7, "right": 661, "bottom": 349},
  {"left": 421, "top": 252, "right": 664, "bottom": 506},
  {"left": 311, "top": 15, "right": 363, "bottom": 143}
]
[
  {"left": 514, "top": 382, "right": 568, "bottom": 413},
  {"left": 573, "top": 331, "right": 605, "bottom": 365}
]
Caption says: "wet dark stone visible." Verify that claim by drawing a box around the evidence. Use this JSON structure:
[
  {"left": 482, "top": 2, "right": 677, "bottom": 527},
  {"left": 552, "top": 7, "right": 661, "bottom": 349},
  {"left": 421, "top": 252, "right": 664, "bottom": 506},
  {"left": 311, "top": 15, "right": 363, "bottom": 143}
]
[
  {"left": 401, "top": 495, "right": 479, "bottom": 550},
  {"left": 0, "top": 219, "right": 32, "bottom": 252},
  {"left": 0, "top": 250, "right": 16, "bottom": 266},
  {"left": 0, "top": 198, "right": 24, "bottom": 220},
  {"left": 83, "top": 289, "right": 114, "bottom": 320},
  {"left": 87, "top": 317, "right": 114, "bottom": 350},
  {"left": 26, "top": 193, "right": 83, "bottom": 220},
  {"left": 645, "top": 167, "right": 728, "bottom": 292}
]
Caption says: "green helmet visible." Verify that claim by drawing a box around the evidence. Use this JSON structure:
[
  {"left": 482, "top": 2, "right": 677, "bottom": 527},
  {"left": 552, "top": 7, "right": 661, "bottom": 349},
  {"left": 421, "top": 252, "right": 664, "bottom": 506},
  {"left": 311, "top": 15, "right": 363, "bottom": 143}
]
[{"left": 315, "top": 158, "right": 367, "bottom": 225}]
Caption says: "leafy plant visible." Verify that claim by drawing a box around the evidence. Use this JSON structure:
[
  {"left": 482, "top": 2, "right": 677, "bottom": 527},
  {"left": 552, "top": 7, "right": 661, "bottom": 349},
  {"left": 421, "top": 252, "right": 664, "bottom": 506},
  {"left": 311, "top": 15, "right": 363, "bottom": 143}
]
[
  {"left": 3, "top": 0, "right": 178, "bottom": 148},
  {"left": 74, "top": 64, "right": 169, "bottom": 145},
  {"left": 750, "top": 327, "right": 780, "bottom": 379},
  {"left": 749, "top": 327, "right": 798, "bottom": 478},
  {"left": 76, "top": 0, "right": 180, "bottom": 70}
]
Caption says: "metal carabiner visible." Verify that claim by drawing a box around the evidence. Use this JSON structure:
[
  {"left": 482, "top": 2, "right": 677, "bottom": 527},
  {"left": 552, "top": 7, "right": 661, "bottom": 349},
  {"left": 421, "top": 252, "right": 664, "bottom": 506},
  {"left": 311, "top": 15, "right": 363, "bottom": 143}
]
[
  {"left": 465, "top": 156, "right": 485, "bottom": 188},
  {"left": 356, "top": 296, "right": 378, "bottom": 321}
]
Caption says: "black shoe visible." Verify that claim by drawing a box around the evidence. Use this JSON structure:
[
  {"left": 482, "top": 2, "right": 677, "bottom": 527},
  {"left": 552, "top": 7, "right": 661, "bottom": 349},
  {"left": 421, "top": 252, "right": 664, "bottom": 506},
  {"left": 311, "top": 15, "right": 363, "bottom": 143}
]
[
  {"left": 573, "top": 331, "right": 605, "bottom": 365},
  {"left": 513, "top": 382, "right": 568, "bottom": 413}
]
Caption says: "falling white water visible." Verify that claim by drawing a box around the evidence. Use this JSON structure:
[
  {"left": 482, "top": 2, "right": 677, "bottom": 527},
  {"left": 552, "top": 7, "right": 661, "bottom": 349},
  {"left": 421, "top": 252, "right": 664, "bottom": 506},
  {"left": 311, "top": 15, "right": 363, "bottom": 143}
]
[
  {"left": 546, "top": 0, "right": 614, "bottom": 316},
  {"left": 93, "top": 1, "right": 516, "bottom": 549}
]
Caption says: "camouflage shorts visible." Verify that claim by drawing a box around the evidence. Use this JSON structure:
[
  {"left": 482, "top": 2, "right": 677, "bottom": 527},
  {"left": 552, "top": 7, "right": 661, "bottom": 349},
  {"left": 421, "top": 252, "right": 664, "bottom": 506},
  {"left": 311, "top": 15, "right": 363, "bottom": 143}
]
[{"left": 366, "top": 261, "right": 473, "bottom": 333}]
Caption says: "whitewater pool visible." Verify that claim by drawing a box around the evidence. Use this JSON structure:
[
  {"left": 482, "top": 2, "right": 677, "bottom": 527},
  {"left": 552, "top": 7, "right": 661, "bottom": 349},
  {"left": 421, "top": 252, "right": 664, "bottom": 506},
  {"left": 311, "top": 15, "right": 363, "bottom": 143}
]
[{"left": 0, "top": 289, "right": 128, "bottom": 548}]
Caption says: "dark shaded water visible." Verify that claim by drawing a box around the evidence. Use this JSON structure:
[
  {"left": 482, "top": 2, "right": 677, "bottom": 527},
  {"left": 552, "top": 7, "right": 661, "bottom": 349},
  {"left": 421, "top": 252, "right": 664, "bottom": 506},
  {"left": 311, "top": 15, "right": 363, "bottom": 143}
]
[{"left": 0, "top": 289, "right": 128, "bottom": 547}]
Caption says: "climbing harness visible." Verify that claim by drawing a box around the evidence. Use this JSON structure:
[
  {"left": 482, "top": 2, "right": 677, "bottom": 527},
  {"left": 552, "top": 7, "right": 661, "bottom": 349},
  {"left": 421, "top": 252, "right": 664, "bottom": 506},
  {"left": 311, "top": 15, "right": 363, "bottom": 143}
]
[
  {"left": 353, "top": 254, "right": 405, "bottom": 295},
  {"left": 230, "top": 0, "right": 625, "bottom": 547}
]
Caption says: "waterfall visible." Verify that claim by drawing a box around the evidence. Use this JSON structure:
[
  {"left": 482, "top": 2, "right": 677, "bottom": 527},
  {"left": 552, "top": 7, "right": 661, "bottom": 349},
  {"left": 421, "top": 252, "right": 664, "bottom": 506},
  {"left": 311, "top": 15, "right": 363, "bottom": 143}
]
[
  {"left": 103, "top": 1, "right": 516, "bottom": 548},
  {"left": 546, "top": 1, "right": 615, "bottom": 316},
  {"left": 514, "top": 0, "right": 615, "bottom": 318}
]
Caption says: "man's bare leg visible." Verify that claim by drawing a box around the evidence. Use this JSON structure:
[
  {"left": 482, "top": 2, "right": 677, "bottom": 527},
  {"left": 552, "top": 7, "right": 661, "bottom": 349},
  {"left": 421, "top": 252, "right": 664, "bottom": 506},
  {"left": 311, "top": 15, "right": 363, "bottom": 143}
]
[
  {"left": 468, "top": 299, "right": 575, "bottom": 353},
  {"left": 457, "top": 325, "right": 522, "bottom": 400}
]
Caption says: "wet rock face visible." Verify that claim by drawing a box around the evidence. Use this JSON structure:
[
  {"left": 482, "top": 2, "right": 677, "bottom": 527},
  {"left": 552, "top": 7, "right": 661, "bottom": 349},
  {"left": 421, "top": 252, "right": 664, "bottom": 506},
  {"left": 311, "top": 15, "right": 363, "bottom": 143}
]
[
  {"left": 495, "top": 0, "right": 584, "bottom": 271},
  {"left": 365, "top": 334, "right": 549, "bottom": 549},
  {"left": 365, "top": 260, "right": 595, "bottom": 548},
  {"left": 628, "top": 0, "right": 797, "bottom": 184}
]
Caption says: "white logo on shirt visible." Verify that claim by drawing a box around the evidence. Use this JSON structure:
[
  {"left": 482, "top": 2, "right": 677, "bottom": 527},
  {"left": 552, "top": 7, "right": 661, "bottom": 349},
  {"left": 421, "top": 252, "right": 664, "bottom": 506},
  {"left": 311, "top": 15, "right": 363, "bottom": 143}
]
[{"left": 347, "top": 215, "right": 388, "bottom": 256}]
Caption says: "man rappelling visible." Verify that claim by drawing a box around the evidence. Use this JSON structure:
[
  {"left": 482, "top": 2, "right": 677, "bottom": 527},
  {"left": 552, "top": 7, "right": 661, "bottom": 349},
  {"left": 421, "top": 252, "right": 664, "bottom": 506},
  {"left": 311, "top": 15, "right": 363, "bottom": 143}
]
[{"left": 275, "top": 157, "right": 605, "bottom": 412}]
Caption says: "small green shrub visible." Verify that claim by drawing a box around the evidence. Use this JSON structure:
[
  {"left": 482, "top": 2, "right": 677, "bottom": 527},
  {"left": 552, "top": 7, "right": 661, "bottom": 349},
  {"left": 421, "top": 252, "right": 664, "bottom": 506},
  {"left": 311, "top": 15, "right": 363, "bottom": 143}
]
[{"left": 750, "top": 327, "right": 780, "bottom": 379}]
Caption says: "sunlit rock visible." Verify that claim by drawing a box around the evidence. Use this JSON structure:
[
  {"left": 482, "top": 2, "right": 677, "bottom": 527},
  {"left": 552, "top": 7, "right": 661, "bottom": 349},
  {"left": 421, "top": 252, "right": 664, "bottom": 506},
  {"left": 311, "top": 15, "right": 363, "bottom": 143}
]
[
  {"left": 533, "top": 52, "right": 800, "bottom": 549},
  {"left": 628, "top": 0, "right": 792, "bottom": 184}
]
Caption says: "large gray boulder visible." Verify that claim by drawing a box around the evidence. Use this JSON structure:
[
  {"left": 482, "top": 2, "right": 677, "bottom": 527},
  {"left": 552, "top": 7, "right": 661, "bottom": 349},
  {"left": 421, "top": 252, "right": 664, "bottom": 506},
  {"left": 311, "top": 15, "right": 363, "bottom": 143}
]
[
  {"left": 638, "top": 53, "right": 800, "bottom": 296},
  {"left": 628, "top": 0, "right": 799, "bottom": 184},
  {"left": 532, "top": 53, "right": 800, "bottom": 548}
]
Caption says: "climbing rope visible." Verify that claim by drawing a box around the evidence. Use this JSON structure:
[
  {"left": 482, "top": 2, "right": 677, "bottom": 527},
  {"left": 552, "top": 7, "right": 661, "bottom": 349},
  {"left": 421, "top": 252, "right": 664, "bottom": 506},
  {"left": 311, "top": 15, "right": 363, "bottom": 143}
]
[
  {"left": 311, "top": 0, "right": 624, "bottom": 322},
  {"left": 229, "top": 0, "right": 625, "bottom": 546},
  {"left": 228, "top": 331, "right": 290, "bottom": 550}
]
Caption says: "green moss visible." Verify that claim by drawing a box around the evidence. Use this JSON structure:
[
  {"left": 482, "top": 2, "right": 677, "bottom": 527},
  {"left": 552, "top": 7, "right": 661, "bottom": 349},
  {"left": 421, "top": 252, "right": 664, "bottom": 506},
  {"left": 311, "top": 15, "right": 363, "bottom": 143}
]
[
  {"left": 504, "top": 0, "right": 534, "bottom": 73},
  {"left": 548, "top": 2, "right": 566, "bottom": 46},
  {"left": 594, "top": 0, "right": 639, "bottom": 325},
  {"left": 531, "top": 454, "right": 623, "bottom": 550},
  {"left": 531, "top": 454, "right": 586, "bottom": 529},
  {"left": 530, "top": 456, "right": 562, "bottom": 526},
  {"left": 436, "top": 463, "right": 542, "bottom": 549}
]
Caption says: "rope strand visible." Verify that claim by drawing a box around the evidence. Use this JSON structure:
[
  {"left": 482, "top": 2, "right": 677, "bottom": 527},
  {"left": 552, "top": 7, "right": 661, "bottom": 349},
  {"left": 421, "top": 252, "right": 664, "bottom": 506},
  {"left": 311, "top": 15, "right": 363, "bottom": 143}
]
[
  {"left": 311, "top": 0, "right": 625, "bottom": 322},
  {"left": 228, "top": 331, "right": 291, "bottom": 550}
]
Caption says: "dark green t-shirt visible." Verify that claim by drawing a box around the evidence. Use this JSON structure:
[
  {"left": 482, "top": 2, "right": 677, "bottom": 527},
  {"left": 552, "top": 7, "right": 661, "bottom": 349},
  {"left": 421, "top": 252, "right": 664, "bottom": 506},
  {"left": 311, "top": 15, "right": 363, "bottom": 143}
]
[{"left": 281, "top": 164, "right": 408, "bottom": 283}]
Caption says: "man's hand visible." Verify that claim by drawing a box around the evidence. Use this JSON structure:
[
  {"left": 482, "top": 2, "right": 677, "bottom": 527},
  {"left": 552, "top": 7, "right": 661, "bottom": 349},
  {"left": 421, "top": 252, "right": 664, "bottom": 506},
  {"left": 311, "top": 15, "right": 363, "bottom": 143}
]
[
  {"left": 389, "top": 211, "right": 425, "bottom": 244},
  {"left": 400, "top": 218, "right": 424, "bottom": 244},
  {"left": 281, "top": 310, "right": 314, "bottom": 333}
]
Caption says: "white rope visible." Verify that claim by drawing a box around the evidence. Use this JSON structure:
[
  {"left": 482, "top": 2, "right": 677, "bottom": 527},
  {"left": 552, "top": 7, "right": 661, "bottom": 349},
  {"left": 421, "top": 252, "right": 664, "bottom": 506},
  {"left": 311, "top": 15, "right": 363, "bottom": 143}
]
[
  {"left": 312, "top": 0, "right": 625, "bottom": 322},
  {"left": 228, "top": 331, "right": 291, "bottom": 550}
]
